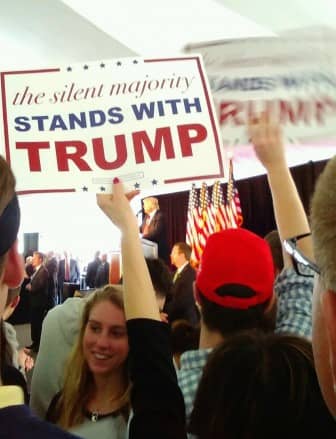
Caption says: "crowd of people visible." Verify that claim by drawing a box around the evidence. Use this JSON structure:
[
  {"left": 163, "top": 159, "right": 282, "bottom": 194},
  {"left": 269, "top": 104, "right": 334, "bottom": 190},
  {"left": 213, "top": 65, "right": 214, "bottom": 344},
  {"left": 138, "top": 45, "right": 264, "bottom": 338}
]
[
  {"left": 1, "top": 114, "right": 336, "bottom": 437},
  {"left": 10, "top": 249, "right": 114, "bottom": 353}
]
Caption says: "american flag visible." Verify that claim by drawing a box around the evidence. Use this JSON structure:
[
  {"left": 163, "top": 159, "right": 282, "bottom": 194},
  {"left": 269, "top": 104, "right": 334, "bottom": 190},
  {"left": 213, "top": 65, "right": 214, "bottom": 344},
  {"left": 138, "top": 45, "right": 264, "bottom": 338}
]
[
  {"left": 199, "top": 182, "right": 216, "bottom": 238},
  {"left": 226, "top": 158, "right": 243, "bottom": 227},
  {"left": 212, "top": 180, "right": 230, "bottom": 231},
  {"left": 186, "top": 184, "right": 202, "bottom": 266}
]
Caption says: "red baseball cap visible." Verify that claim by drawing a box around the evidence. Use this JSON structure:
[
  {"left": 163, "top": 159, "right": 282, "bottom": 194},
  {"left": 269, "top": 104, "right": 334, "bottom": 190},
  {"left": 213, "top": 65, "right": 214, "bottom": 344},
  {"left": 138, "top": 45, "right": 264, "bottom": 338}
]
[{"left": 196, "top": 228, "right": 275, "bottom": 309}]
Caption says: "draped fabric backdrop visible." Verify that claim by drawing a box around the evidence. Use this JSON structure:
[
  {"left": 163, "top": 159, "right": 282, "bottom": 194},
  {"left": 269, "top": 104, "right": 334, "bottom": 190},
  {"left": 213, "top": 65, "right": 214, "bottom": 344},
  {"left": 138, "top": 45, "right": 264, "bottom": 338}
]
[{"left": 156, "top": 159, "right": 328, "bottom": 252}]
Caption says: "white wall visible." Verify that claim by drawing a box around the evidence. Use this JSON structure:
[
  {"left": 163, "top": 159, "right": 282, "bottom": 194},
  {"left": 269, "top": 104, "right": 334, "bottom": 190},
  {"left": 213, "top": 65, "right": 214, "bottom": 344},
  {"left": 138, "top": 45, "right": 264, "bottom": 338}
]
[{"left": 18, "top": 191, "right": 142, "bottom": 264}]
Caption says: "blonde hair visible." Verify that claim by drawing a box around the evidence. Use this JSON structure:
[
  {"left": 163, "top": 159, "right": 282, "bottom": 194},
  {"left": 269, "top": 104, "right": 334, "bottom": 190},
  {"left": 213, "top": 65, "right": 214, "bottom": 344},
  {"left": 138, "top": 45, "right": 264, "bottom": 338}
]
[
  {"left": 56, "top": 285, "right": 130, "bottom": 429},
  {"left": 0, "top": 156, "right": 16, "bottom": 277},
  {"left": 144, "top": 197, "right": 159, "bottom": 209},
  {"left": 311, "top": 156, "right": 336, "bottom": 291}
]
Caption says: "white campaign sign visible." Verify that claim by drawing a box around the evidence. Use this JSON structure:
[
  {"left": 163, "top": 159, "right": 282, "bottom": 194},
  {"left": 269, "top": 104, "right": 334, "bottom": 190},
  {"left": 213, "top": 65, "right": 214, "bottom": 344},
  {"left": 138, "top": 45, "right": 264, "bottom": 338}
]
[
  {"left": 0, "top": 56, "right": 223, "bottom": 194},
  {"left": 185, "top": 36, "right": 336, "bottom": 144}
]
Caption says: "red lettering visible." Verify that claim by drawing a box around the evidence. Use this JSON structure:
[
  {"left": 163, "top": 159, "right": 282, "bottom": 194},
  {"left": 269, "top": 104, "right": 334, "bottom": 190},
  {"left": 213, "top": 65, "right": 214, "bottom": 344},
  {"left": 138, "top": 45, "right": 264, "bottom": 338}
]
[
  {"left": 321, "top": 97, "right": 336, "bottom": 122},
  {"left": 177, "top": 123, "right": 207, "bottom": 156},
  {"left": 55, "top": 141, "right": 91, "bottom": 171},
  {"left": 219, "top": 101, "right": 244, "bottom": 125},
  {"left": 246, "top": 100, "right": 258, "bottom": 121},
  {"left": 133, "top": 127, "right": 175, "bottom": 163},
  {"left": 279, "top": 100, "right": 311, "bottom": 124},
  {"left": 315, "top": 100, "right": 326, "bottom": 124},
  {"left": 16, "top": 141, "right": 50, "bottom": 171},
  {"left": 92, "top": 136, "right": 127, "bottom": 169}
]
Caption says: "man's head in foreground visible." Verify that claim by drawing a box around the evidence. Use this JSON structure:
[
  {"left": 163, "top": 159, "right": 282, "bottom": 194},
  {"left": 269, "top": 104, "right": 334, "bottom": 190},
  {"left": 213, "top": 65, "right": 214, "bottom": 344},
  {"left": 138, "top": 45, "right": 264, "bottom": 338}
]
[
  {"left": 311, "top": 154, "right": 336, "bottom": 417},
  {"left": 195, "top": 228, "right": 276, "bottom": 338}
]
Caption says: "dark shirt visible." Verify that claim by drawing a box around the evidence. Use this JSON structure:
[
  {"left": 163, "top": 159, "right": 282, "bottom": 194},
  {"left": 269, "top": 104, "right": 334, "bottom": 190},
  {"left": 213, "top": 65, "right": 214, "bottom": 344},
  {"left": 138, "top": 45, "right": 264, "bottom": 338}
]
[
  {"left": 164, "top": 264, "right": 199, "bottom": 326},
  {"left": 127, "top": 318, "right": 187, "bottom": 439},
  {"left": 94, "top": 262, "right": 110, "bottom": 288},
  {"left": 0, "top": 404, "right": 80, "bottom": 438},
  {"left": 141, "top": 211, "right": 170, "bottom": 263},
  {"left": 85, "top": 258, "right": 101, "bottom": 288}
]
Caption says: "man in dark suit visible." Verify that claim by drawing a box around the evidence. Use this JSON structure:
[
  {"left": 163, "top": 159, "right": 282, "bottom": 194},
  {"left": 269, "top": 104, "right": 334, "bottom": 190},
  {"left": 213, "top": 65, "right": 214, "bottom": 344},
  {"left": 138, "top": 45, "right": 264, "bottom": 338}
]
[
  {"left": 140, "top": 196, "right": 169, "bottom": 263},
  {"left": 85, "top": 250, "right": 100, "bottom": 288},
  {"left": 94, "top": 253, "right": 110, "bottom": 288},
  {"left": 57, "top": 251, "right": 80, "bottom": 302},
  {"left": 26, "top": 251, "right": 49, "bottom": 352},
  {"left": 164, "top": 242, "right": 199, "bottom": 326},
  {"left": 45, "top": 251, "right": 58, "bottom": 308}
]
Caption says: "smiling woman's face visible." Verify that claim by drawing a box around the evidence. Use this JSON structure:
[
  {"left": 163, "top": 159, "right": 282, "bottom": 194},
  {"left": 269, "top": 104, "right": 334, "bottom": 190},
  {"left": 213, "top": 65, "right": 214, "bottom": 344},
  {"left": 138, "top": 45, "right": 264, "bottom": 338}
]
[{"left": 82, "top": 300, "right": 129, "bottom": 376}]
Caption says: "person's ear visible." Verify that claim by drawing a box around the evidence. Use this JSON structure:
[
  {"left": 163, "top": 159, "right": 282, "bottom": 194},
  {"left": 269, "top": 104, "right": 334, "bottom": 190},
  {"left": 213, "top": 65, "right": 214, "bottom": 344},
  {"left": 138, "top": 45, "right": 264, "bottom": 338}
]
[
  {"left": 321, "top": 290, "right": 336, "bottom": 377},
  {"left": 2, "top": 240, "right": 24, "bottom": 288}
]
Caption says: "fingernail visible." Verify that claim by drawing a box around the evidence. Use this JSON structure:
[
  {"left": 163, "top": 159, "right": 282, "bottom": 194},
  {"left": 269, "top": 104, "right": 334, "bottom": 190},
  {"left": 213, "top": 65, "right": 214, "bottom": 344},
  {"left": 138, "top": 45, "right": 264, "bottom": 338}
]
[{"left": 113, "top": 177, "right": 120, "bottom": 184}]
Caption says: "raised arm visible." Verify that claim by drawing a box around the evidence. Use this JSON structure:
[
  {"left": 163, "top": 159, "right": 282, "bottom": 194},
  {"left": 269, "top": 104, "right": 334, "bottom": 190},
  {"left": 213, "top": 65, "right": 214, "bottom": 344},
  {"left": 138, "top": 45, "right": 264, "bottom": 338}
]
[
  {"left": 249, "top": 115, "right": 314, "bottom": 339},
  {"left": 97, "top": 178, "right": 160, "bottom": 321},
  {"left": 97, "top": 178, "right": 187, "bottom": 439},
  {"left": 248, "top": 114, "right": 313, "bottom": 266}
]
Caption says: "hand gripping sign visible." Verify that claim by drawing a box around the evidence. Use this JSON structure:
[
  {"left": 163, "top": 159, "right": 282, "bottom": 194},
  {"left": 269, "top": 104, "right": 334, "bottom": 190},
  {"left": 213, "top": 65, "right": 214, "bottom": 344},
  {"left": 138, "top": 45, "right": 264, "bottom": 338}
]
[{"left": 0, "top": 56, "right": 223, "bottom": 194}]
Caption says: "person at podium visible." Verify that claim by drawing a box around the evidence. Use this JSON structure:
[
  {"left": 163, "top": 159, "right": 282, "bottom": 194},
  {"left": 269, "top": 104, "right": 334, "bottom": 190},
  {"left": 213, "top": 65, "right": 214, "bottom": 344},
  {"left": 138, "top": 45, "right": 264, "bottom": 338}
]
[{"left": 140, "top": 197, "right": 169, "bottom": 264}]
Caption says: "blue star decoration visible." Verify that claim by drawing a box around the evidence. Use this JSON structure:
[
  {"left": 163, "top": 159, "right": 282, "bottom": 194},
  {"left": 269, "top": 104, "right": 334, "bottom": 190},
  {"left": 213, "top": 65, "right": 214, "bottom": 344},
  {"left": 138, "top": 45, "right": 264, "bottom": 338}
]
[
  {"left": 100, "top": 186, "right": 106, "bottom": 192},
  {"left": 100, "top": 62, "right": 105, "bottom": 68},
  {"left": 66, "top": 67, "right": 72, "bottom": 72},
  {"left": 116, "top": 61, "right": 122, "bottom": 66},
  {"left": 134, "top": 182, "right": 140, "bottom": 189},
  {"left": 82, "top": 186, "right": 88, "bottom": 192},
  {"left": 83, "top": 65, "right": 89, "bottom": 70},
  {"left": 151, "top": 179, "right": 158, "bottom": 186}
]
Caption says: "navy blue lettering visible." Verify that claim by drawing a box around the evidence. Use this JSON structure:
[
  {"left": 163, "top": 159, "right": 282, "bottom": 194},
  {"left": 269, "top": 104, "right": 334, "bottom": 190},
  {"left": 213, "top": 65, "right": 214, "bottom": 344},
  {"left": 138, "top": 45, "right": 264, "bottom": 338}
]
[
  {"left": 107, "top": 107, "right": 124, "bottom": 123},
  {"left": 89, "top": 110, "right": 106, "bottom": 127},
  {"left": 14, "top": 116, "right": 31, "bottom": 132},
  {"left": 131, "top": 102, "right": 156, "bottom": 120},
  {"left": 183, "top": 98, "right": 202, "bottom": 113},
  {"left": 31, "top": 115, "right": 49, "bottom": 131},
  {"left": 68, "top": 112, "right": 87, "bottom": 129},
  {"left": 50, "top": 115, "right": 67, "bottom": 131}
]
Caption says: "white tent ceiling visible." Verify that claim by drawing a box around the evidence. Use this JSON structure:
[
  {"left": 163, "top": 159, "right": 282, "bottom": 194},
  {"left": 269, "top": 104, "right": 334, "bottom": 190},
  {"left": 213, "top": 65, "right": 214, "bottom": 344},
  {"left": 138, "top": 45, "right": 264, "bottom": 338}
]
[
  {"left": 61, "top": 0, "right": 336, "bottom": 55},
  {"left": 2, "top": 0, "right": 336, "bottom": 64}
]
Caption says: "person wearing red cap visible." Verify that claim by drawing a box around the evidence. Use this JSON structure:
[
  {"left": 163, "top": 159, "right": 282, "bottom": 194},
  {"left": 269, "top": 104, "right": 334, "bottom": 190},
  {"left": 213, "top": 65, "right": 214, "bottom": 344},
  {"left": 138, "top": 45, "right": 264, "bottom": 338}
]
[{"left": 178, "top": 115, "right": 314, "bottom": 419}]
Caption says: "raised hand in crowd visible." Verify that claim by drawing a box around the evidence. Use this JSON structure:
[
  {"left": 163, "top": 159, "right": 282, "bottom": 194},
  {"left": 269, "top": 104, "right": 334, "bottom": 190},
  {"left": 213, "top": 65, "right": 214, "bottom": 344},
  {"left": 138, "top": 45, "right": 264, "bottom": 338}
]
[
  {"left": 97, "top": 178, "right": 187, "bottom": 439},
  {"left": 249, "top": 113, "right": 313, "bottom": 265}
]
